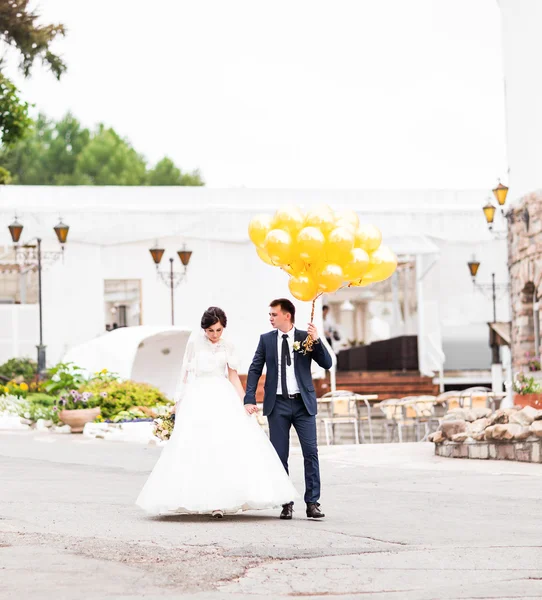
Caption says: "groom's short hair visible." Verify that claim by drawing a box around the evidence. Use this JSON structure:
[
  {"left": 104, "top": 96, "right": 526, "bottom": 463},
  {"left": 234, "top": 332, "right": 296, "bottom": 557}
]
[{"left": 270, "top": 298, "right": 296, "bottom": 323}]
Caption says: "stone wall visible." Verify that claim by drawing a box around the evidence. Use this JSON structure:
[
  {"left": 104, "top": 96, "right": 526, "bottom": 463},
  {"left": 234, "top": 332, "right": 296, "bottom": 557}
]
[
  {"left": 508, "top": 191, "right": 542, "bottom": 368},
  {"left": 435, "top": 439, "right": 542, "bottom": 463}
]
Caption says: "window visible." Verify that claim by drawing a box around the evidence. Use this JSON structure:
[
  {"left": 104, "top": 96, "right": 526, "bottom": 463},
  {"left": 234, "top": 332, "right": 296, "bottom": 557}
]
[{"left": 104, "top": 280, "right": 142, "bottom": 331}]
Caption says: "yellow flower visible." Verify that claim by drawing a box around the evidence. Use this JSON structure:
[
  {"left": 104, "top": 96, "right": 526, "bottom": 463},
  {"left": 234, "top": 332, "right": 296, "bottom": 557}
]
[
  {"left": 3, "top": 386, "right": 9, "bottom": 394},
  {"left": 19, "top": 383, "right": 29, "bottom": 392},
  {"left": 100, "top": 369, "right": 108, "bottom": 374}
]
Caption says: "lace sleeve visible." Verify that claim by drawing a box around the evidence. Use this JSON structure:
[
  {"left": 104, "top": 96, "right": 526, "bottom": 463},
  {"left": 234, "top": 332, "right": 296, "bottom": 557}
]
[{"left": 225, "top": 339, "right": 240, "bottom": 372}]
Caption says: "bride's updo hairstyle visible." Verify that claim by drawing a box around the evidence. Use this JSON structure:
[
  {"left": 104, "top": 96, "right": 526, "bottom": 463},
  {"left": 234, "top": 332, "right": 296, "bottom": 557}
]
[{"left": 201, "top": 306, "right": 227, "bottom": 330}]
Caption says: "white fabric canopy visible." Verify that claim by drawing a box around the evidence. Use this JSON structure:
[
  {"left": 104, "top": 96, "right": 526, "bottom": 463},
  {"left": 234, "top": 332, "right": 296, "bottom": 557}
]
[{"left": 62, "top": 326, "right": 191, "bottom": 399}]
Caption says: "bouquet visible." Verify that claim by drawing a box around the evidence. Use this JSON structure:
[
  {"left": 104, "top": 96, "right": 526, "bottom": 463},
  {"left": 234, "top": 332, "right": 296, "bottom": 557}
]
[{"left": 153, "top": 413, "right": 175, "bottom": 441}]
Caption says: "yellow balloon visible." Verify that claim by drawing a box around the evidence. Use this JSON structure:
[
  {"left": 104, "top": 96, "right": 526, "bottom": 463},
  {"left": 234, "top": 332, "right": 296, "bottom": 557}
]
[
  {"left": 264, "top": 229, "right": 294, "bottom": 266},
  {"left": 282, "top": 259, "right": 306, "bottom": 277},
  {"left": 354, "top": 224, "right": 382, "bottom": 253},
  {"left": 335, "top": 209, "right": 359, "bottom": 230},
  {"left": 326, "top": 227, "right": 355, "bottom": 264},
  {"left": 256, "top": 246, "right": 275, "bottom": 266},
  {"left": 357, "top": 245, "right": 397, "bottom": 285},
  {"left": 272, "top": 205, "right": 305, "bottom": 235},
  {"left": 315, "top": 264, "right": 344, "bottom": 293},
  {"left": 248, "top": 214, "right": 273, "bottom": 249},
  {"left": 296, "top": 226, "right": 325, "bottom": 263},
  {"left": 342, "top": 247, "right": 370, "bottom": 281},
  {"left": 304, "top": 205, "right": 336, "bottom": 235},
  {"left": 289, "top": 273, "right": 319, "bottom": 302}
]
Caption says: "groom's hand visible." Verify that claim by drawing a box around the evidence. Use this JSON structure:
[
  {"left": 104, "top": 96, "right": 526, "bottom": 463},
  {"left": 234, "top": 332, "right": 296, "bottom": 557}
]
[
  {"left": 245, "top": 404, "right": 258, "bottom": 415},
  {"left": 307, "top": 323, "right": 319, "bottom": 340}
]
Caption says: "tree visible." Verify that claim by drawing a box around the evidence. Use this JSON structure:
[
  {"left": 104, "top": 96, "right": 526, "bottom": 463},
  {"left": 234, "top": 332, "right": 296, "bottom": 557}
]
[
  {"left": 0, "top": 0, "right": 66, "bottom": 78},
  {"left": 0, "top": 1, "right": 66, "bottom": 146},
  {"left": 147, "top": 157, "right": 204, "bottom": 186},
  {"left": 0, "top": 112, "right": 205, "bottom": 186},
  {"left": 0, "top": 113, "right": 90, "bottom": 184},
  {"left": 74, "top": 126, "right": 147, "bottom": 185}
]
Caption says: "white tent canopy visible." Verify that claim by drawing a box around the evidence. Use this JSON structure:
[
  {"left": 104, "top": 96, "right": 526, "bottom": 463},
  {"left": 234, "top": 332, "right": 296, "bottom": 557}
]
[{"left": 63, "top": 326, "right": 191, "bottom": 399}]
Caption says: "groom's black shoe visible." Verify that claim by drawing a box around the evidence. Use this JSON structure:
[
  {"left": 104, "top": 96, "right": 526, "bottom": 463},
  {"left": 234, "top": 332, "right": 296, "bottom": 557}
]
[
  {"left": 306, "top": 503, "right": 325, "bottom": 519},
  {"left": 280, "top": 502, "right": 294, "bottom": 520}
]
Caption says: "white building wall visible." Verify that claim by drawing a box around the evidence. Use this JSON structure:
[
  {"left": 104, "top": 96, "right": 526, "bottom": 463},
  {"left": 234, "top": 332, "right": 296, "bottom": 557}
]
[{"left": 498, "top": 0, "right": 542, "bottom": 200}]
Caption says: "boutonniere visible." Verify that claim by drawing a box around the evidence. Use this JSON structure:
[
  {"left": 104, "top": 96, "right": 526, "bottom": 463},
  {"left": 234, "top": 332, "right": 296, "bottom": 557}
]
[{"left": 293, "top": 341, "right": 302, "bottom": 353}]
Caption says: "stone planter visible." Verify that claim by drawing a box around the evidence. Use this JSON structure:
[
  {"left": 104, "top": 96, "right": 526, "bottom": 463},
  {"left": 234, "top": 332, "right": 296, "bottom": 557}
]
[
  {"left": 514, "top": 393, "right": 542, "bottom": 409},
  {"left": 59, "top": 407, "right": 101, "bottom": 433}
]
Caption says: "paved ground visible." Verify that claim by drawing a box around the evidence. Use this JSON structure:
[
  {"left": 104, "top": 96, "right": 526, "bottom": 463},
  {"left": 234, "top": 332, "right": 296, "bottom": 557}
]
[{"left": 1, "top": 432, "right": 542, "bottom": 600}]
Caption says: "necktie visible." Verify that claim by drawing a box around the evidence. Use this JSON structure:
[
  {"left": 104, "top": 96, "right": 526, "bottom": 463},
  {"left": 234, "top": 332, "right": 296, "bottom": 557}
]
[{"left": 281, "top": 334, "right": 291, "bottom": 398}]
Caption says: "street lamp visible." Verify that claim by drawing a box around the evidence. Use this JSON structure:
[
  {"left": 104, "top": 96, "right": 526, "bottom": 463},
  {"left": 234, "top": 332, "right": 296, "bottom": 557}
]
[
  {"left": 492, "top": 181, "right": 509, "bottom": 208},
  {"left": 467, "top": 256, "right": 510, "bottom": 363},
  {"left": 8, "top": 217, "right": 70, "bottom": 376},
  {"left": 149, "top": 242, "right": 192, "bottom": 325},
  {"left": 482, "top": 180, "right": 509, "bottom": 238}
]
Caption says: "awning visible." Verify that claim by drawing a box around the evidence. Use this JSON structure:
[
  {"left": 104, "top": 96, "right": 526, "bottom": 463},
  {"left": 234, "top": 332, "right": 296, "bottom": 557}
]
[{"left": 488, "top": 321, "right": 511, "bottom": 346}]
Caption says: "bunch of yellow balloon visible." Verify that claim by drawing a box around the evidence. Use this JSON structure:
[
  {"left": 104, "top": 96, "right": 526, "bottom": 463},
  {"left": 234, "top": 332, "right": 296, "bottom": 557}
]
[{"left": 248, "top": 205, "right": 397, "bottom": 302}]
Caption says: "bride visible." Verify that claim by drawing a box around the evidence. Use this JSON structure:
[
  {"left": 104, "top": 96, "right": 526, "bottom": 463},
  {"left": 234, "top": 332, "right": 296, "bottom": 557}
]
[{"left": 136, "top": 306, "right": 299, "bottom": 518}]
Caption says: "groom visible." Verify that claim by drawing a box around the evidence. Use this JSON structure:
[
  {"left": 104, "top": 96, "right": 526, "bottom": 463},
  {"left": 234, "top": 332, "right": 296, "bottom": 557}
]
[{"left": 244, "top": 298, "right": 333, "bottom": 519}]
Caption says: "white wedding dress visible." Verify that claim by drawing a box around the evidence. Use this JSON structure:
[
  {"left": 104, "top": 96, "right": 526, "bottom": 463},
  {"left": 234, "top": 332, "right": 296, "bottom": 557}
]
[{"left": 136, "top": 333, "right": 298, "bottom": 515}]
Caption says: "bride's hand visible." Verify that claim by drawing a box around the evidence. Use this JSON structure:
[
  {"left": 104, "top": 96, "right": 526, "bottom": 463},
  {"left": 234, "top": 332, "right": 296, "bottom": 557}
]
[{"left": 245, "top": 404, "right": 258, "bottom": 415}]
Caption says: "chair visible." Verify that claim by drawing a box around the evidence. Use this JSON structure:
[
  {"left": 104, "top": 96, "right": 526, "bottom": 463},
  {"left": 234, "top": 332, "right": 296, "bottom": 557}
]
[
  {"left": 377, "top": 398, "right": 404, "bottom": 442},
  {"left": 407, "top": 396, "right": 439, "bottom": 441},
  {"left": 396, "top": 396, "right": 431, "bottom": 442},
  {"left": 435, "top": 390, "right": 462, "bottom": 413},
  {"left": 318, "top": 391, "right": 360, "bottom": 445},
  {"left": 320, "top": 390, "right": 374, "bottom": 444},
  {"left": 459, "top": 387, "right": 493, "bottom": 410}
]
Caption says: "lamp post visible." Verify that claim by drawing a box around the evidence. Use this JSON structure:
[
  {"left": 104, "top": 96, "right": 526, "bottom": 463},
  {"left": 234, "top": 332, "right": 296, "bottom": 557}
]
[
  {"left": 467, "top": 258, "right": 510, "bottom": 364},
  {"left": 149, "top": 243, "right": 192, "bottom": 325},
  {"left": 8, "top": 217, "right": 70, "bottom": 376}
]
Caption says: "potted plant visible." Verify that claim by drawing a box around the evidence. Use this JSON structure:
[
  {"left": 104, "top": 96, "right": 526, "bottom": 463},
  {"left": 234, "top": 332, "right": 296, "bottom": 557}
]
[
  {"left": 513, "top": 372, "right": 542, "bottom": 408},
  {"left": 55, "top": 390, "right": 101, "bottom": 433}
]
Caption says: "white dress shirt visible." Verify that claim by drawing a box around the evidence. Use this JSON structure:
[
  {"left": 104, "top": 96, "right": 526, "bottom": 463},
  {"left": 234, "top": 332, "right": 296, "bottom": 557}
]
[{"left": 276, "top": 327, "right": 300, "bottom": 396}]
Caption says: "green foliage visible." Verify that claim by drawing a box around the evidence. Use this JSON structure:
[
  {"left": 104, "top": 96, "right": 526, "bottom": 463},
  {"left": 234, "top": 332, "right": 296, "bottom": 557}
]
[
  {"left": 0, "top": 393, "right": 58, "bottom": 423},
  {"left": 43, "top": 362, "right": 87, "bottom": 395},
  {"left": 75, "top": 126, "right": 147, "bottom": 185},
  {"left": 0, "top": 0, "right": 66, "bottom": 79},
  {"left": 26, "top": 392, "right": 56, "bottom": 406},
  {"left": 147, "top": 157, "right": 204, "bottom": 186},
  {"left": 110, "top": 408, "right": 149, "bottom": 422},
  {"left": 0, "top": 2, "right": 65, "bottom": 149},
  {"left": 0, "top": 112, "right": 205, "bottom": 185},
  {"left": 513, "top": 372, "right": 541, "bottom": 395},
  {"left": 0, "top": 357, "right": 37, "bottom": 381},
  {"left": 80, "top": 379, "right": 171, "bottom": 419},
  {"left": 0, "top": 75, "right": 32, "bottom": 146},
  {"left": 0, "top": 381, "right": 28, "bottom": 398}
]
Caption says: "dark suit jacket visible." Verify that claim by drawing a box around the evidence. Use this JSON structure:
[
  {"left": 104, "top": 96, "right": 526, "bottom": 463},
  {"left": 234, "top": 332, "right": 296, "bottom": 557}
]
[{"left": 244, "top": 329, "right": 333, "bottom": 416}]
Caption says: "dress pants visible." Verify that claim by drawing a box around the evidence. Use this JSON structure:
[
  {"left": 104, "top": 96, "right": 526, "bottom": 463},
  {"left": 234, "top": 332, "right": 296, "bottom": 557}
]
[{"left": 267, "top": 394, "right": 320, "bottom": 504}]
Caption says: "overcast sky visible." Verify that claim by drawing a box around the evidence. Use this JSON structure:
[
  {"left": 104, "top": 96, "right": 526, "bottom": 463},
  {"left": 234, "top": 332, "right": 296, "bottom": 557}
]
[{"left": 6, "top": 0, "right": 507, "bottom": 189}]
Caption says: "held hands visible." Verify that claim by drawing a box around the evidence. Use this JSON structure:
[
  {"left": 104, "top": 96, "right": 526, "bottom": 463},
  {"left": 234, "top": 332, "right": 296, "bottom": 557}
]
[
  {"left": 307, "top": 322, "right": 319, "bottom": 341},
  {"left": 245, "top": 404, "right": 258, "bottom": 415}
]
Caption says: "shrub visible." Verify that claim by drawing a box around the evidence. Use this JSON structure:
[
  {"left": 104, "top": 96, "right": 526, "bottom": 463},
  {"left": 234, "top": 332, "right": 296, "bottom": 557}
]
[
  {"left": 26, "top": 393, "right": 56, "bottom": 406},
  {"left": 80, "top": 379, "right": 172, "bottom": 419},
  {"left": 0, "top": 357, "right": 37, "bottom": 382},
  {"left": 44, "top": 362, "right": 87, "bottom": 395},
  {"left": 0, "top": 381, "right": 29, "bottom": 398}
]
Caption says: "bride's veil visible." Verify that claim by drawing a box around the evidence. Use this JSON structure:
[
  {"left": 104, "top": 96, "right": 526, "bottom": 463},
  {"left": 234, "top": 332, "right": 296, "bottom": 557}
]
[{"left": 173, "top": 327, "right": 204, "bottom": 408}]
